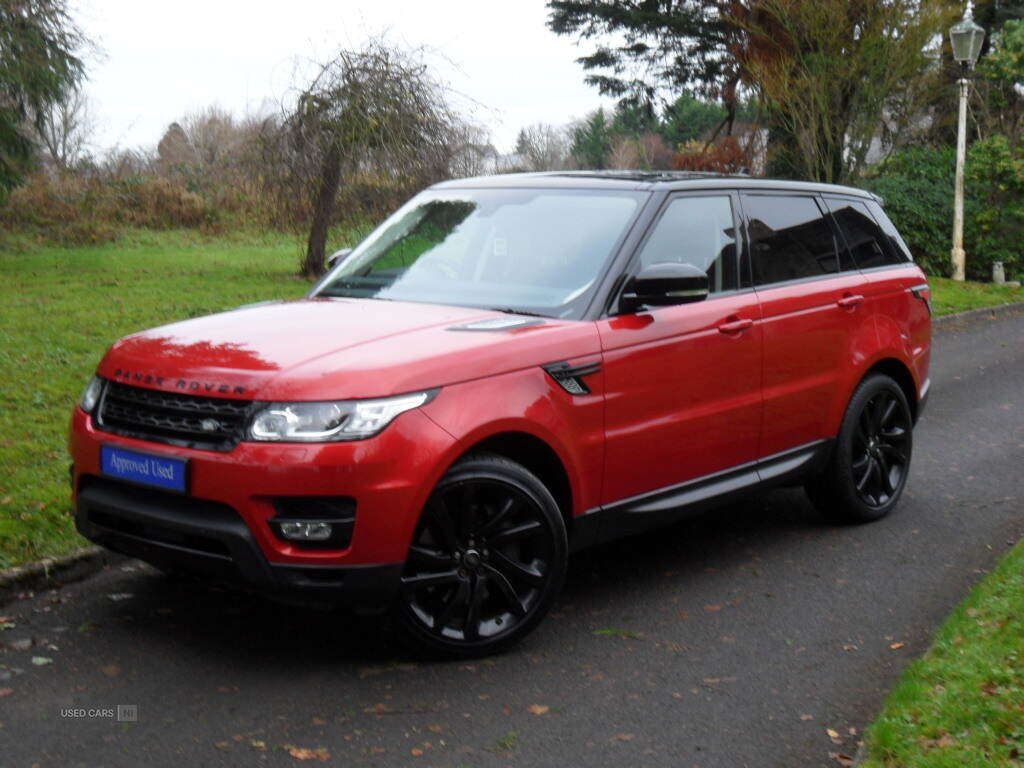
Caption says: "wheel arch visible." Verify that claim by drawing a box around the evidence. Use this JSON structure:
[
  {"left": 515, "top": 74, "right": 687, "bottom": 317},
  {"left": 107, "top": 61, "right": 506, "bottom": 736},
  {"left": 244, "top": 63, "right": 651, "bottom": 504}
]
[
  {"left": 455, "top": 431, "right": 575, "bottom": 536},
  {"left": 864, "top": 357, "right": 920, "bottom": 423}
]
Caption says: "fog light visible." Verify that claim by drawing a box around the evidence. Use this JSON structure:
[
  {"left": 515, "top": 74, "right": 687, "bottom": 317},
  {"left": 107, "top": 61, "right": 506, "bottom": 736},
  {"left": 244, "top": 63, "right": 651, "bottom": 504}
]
[{"left": 278, "top": 521, "right": 333, "bottom": 542}]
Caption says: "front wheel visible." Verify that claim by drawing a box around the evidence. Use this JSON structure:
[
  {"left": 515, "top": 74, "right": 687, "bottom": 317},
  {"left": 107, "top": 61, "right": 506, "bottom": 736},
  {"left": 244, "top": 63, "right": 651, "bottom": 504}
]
[
  {"left": 806, "top": 373, "right": 914, "bottom": 524},
  {"left": 393, "top": 453, "right": 567, "bottom": 658}
]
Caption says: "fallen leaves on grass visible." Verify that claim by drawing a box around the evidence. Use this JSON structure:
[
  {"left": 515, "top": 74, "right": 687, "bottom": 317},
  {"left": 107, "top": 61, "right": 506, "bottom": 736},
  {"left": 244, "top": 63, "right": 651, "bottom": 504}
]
[
  {"left": 890, "top": 642, "right": 906, "bottom": 650},
  {"left": 829, "top": 751, "right": 855, "bottom": 766},
  {"left": 826, "top": 728, "right": 844, "bottom": 745}
]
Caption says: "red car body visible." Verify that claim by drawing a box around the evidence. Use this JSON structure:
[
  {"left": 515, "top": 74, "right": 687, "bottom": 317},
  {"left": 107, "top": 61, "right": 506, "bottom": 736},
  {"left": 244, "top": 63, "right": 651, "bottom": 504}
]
[{"left": 70, "top": 172, "right": 931, "bottom": 653}]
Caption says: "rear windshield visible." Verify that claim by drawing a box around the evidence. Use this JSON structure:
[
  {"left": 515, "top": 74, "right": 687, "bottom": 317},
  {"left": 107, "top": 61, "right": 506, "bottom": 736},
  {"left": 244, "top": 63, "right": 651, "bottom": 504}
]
[{"left": 313, "top": 188, "right": 647, "bottom": 319}]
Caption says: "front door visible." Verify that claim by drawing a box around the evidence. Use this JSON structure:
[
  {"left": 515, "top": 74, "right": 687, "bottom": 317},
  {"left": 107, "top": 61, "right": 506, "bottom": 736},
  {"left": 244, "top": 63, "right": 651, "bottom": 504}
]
[{"left": 598, "top": 192, "right": 763, "bottom": 507}]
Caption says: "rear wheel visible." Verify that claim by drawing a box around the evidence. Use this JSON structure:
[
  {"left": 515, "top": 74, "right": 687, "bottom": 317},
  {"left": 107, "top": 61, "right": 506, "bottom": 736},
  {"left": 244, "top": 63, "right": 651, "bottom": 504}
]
[
  {"left": 393, "top": 453, "right": 567, "bottom": 658},
  {"left": 806, "top": 373, "right": 913, "bottom": 524}
]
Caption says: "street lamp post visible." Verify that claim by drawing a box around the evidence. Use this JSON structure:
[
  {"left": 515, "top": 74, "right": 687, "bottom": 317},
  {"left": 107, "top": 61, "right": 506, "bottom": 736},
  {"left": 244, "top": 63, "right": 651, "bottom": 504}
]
[{"left": 949, "top": 1, "right": 986, "bottom": 282}]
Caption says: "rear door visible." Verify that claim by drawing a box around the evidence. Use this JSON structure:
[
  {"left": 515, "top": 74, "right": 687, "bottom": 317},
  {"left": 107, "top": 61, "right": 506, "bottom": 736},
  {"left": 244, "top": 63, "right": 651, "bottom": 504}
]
[
  {"left": 824, "top": 196, "right": 931, "bottom": 397},
  {"left": 598, "top": 191, "right": 763, "bottom": 506},
  {"left": 741, "top": 192, "right": 868, "bottom": 457}
]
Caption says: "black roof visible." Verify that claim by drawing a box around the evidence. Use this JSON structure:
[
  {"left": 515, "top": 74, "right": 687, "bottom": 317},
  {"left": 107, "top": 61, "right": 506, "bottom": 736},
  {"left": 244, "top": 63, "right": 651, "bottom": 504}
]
[{"left": 432, "top": 170, "right": 876, "bottom": 200}]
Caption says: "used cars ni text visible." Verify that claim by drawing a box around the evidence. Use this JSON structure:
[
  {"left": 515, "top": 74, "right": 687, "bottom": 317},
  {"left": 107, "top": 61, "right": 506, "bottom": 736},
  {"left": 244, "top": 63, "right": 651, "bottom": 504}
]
[{"left": 70, "top": 171, "right": 931, "bottom": 656}]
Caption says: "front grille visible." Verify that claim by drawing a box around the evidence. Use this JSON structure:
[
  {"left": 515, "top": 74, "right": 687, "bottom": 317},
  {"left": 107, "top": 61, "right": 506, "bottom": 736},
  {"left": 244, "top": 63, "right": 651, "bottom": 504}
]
[{"left": 96, "top": 381, "right": 255, "bottom": 451}]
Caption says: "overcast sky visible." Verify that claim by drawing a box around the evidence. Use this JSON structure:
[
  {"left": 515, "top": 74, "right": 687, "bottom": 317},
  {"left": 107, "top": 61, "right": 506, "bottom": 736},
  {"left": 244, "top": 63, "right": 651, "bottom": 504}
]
[{"left": 75, "top": 0, "right": 617, "bottom": 155}]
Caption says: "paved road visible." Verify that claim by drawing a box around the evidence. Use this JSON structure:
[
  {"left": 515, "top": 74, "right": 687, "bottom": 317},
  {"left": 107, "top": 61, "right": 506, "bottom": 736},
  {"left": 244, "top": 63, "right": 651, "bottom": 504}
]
[{"left": 3, "top": 309, "right": 1022, "bottom": 768}]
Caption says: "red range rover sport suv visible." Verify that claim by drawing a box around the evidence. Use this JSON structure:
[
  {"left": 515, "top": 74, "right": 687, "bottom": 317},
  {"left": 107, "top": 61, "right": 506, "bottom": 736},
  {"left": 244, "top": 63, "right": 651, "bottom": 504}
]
[{"left": 70, "top": 172, "right": 931, "bottom": 656}]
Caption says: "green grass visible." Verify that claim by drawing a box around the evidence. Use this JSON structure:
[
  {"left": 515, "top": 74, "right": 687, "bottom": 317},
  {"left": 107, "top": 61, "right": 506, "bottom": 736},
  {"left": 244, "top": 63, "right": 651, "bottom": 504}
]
[
  {"left": 0, "top": 229, "right": 315, "bottom": 569},
  {"left": 930, "top": 276, "right": 1023, "bottom": 317},
  {"left": 861, "top": 541, "right": 1024, "bottom": 767}
]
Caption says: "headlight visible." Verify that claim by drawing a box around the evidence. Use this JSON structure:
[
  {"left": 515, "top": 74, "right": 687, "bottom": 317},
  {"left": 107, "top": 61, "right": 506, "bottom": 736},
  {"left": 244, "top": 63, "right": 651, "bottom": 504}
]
[
  {"left": 80, "top": 375, "right": 104, "bottom": 414},
  {"left": 248, "top": 390, "right": 436, "bottom": 442}
]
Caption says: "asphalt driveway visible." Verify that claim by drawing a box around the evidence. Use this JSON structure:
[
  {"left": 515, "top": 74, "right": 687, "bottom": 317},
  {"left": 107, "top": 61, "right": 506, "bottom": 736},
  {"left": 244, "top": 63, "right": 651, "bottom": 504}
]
[{"left": 2, "top": 307, "right": 1022, "bottom": 768}]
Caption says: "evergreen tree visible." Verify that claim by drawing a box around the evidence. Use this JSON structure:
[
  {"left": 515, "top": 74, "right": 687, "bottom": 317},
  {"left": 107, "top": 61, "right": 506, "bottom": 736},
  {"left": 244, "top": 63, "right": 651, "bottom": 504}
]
[{"left": 0, "top": 0, "right": 86, "bottom": 200}]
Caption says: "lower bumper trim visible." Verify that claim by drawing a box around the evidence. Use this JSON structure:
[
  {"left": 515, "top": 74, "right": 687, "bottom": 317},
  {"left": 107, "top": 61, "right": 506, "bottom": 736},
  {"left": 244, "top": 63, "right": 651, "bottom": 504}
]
[{"left": 75, "top": 477, "right": 402, "bottom": 607}]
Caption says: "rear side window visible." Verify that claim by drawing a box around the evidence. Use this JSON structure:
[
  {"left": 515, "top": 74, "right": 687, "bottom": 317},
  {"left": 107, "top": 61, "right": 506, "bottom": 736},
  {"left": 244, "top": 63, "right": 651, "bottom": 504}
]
[
  {"left": 824, "top": 197, "right": 909, "bottom": 269},
  {"left": 743, "top": 195, "right": 840, "bottom": 286},
  {"left": 866, "top": 200, "right": 913, "bottom": 262},
  {"left": 637, "top": 195, "right": 738, "bottom": 294}
]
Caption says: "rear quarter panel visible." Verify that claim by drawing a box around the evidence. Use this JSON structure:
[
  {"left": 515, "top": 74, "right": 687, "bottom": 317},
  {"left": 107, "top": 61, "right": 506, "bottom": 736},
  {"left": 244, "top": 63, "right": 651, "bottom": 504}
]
[{"left": 824, "top": 265, "right": 932, "bottom": 435}]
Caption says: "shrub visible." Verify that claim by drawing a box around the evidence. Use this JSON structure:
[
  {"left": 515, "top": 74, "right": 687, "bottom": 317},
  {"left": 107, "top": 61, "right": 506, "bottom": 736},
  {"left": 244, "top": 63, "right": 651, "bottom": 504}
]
[
  {"left": 862, "top": 142, "right": 1023, "bottom": 280},
  {"left": 672, "top": 136, "right": 751, "bottom": 174},
  {"left": 0, "top": 172, "right": 220, "bottom": 244},
  {"left": 966, "top": 135, "right": 1024, "bottom": 279},
  {"left": 862, "top": 146, "right": 963, "bottom": 277}
]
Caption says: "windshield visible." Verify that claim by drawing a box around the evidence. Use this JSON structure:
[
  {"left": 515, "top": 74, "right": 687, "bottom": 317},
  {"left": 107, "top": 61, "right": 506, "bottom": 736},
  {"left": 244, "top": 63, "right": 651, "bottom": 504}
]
[{"left": 313, "top": 188, "right": 646, "bottom": 319}]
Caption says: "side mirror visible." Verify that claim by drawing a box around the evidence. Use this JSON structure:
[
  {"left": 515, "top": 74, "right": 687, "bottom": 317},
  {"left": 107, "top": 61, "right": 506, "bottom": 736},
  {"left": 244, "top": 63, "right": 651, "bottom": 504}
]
[
  {"left": 621, "top": 262, "right": 709, "bottom": 312},
  {"left": 327, "top": 248, "right": 352, "bottom": 269}
]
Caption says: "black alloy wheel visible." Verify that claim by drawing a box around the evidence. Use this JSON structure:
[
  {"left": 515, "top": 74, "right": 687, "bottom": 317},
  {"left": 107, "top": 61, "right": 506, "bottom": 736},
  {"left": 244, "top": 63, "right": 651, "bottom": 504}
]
[
  {"left": 806, "top": 373, "right": 914, "bottom": 524},
  {"left": 851, "top": 388, "right": 911, "bottom": 507},
  {"left": 394, "top": 453, "right": 567, "bottom": 658}
]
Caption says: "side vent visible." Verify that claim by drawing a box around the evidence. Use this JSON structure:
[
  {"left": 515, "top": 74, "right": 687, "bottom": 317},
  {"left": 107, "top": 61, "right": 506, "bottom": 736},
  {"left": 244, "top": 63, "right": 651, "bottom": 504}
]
[{"left": 542, "top": 361, "right": 601, "bottom": 396}]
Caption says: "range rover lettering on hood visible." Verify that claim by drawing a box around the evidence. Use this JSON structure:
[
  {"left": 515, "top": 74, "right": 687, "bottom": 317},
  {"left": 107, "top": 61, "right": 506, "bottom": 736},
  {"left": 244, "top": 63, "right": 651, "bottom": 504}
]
[{"left": 112, "top": 368, "right": 246, "bottom": 396}]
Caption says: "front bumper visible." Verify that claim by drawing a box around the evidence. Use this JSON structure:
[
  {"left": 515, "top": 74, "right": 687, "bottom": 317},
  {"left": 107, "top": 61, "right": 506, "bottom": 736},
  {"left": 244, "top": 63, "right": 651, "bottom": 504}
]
[
  {"left": 70, "top": 405, "right": 458, "bottom": 601},
  {"left": 76, "top": 477, "right": 402, "bottom": 606}
]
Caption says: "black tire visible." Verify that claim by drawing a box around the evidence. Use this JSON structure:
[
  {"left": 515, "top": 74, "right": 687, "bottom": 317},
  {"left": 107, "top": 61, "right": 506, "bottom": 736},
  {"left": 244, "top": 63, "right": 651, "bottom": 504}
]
[
  {"left": 805, "top": 373, "right": 914, "bottom": 524},
  {"left": 393, "top": 453, "right": 568, "bottom": 659}
]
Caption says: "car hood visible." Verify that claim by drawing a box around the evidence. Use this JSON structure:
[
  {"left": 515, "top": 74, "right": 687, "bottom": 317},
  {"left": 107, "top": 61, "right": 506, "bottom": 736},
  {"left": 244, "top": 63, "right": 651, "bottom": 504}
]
[{"left": 97, "top": 298, "right": 600, "bottom": 401}]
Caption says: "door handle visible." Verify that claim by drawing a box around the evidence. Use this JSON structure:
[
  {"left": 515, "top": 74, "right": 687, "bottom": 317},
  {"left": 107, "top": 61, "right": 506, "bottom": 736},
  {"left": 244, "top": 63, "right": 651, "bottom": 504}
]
[
  {"left": 718, "top": 317, "right": 754, "bottom": 334},
  {"left": 837, "top": 294, "right": 865, "bottom": 309}
]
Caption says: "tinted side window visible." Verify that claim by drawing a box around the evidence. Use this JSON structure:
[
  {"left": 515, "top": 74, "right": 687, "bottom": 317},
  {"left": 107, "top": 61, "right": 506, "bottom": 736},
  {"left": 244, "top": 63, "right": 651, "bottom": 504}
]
[
  {"left": 866, "top": 200, "right": 913, "bottom": 262},
  {"left": 637, "top": 195, "right": 738, "bottom": 293},
  {"left": 824, "top": 197, "right": 907, "bottom": 269},
  {"left": 744, "top": 195, "right": 839, "bottom": 286}
]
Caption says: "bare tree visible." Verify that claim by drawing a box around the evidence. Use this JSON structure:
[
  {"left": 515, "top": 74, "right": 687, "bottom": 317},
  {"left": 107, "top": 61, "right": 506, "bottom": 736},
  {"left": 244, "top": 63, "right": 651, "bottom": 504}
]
[
  {"left": 268, "top": 41, "right": 462, "bottom": 277},
  {"left": 514, "top": 123, "right": 571, "bottom": 171},
  {"left": 180, "top": 105, "right": 247, "bottom": 168},
  {"left": 34, "top": 87, "right": 93, "bottom": 171},
  {"left": 445, "top": 123, "right": 498, "bottom": 178},
  {"left": 607, "top": 132, "right": 674, "bottom": 170}
]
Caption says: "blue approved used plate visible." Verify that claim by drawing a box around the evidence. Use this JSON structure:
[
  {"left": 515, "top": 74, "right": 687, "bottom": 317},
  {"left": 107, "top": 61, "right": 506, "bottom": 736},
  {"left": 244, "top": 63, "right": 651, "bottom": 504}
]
[{"left": 100, "top": 445, "right": 188, "bottom": 493}]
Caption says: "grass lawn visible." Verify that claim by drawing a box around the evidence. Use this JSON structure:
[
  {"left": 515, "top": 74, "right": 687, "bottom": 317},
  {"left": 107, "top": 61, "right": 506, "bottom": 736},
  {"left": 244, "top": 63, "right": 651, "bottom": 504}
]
[
  {"left": 930, "top": 276, "right": 1023, "bottom": 317},
  {"left": 861, "top": 540, "right": 1024, "bottom": 767},
  {"left": 0, "top": 230, "right": 316, "bottom": 569},
  {"left": 0, "top": 235, "right": 1021, "bottom": 569}
]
